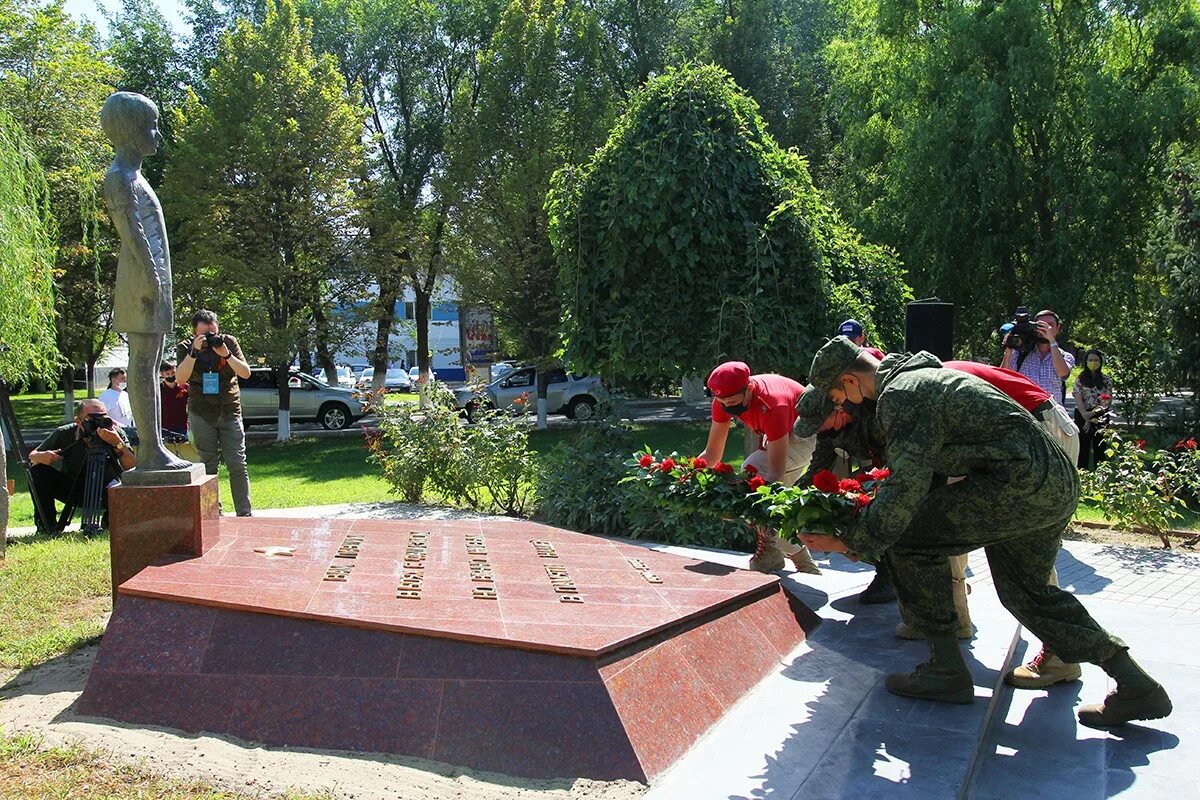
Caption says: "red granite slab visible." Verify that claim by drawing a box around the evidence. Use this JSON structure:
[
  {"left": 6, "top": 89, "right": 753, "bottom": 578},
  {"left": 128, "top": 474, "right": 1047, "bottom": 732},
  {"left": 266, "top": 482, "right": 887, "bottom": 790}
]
[
  {"left": 80, "top": 519, "right": 818, "bottom": 782},
  {"left": 118, "top": 517, "right": 782, "bottom": 656}
]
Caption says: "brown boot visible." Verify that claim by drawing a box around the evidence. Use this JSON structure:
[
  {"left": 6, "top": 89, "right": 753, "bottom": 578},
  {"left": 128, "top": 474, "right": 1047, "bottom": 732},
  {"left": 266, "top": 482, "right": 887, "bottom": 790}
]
[
  {"left": 1005, "top": 646, "right": 1082, "bottom": 689},
  {"left": 1077, "top": 650, "right": 1173, "bottom": 727},
  {"left": 748, "top": 527, "right": 785, "bottom": 573},
  {"left": 884, "top": 636, "right": 975, "bottom": 704},
  {"left": 785, "top": 544, "right": 822, "bottom": 575}
]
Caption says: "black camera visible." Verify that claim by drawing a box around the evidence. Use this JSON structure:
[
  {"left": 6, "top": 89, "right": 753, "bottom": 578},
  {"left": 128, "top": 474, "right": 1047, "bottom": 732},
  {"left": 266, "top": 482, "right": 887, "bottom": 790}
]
[
  {"left": 82, "top": 412, "right": 115, "bottom": 437},
  {"left": 1003, "top": 306, "right": 1041, "bottom": 354},
  {"left": 205, "top": 331, "right": 226, "bottom": 350}
]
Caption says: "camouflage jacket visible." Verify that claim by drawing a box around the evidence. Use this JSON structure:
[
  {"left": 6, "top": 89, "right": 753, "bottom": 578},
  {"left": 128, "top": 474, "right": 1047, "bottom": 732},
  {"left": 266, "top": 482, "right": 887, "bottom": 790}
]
[{"left": 840, "top": 352, "right": 1077, "bottom": 558}]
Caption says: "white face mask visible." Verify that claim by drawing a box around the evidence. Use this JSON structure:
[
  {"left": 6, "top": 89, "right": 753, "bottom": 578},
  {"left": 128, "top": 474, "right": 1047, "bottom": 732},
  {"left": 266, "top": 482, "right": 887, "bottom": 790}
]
[{"left": 116, "top": 381, "right": 127, "bottom": 391}]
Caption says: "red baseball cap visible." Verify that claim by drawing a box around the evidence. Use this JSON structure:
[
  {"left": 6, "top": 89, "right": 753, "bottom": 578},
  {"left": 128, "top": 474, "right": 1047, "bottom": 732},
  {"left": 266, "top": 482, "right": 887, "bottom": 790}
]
[{"left": 707, "top": 361, "right": 751, "bottom": 397}]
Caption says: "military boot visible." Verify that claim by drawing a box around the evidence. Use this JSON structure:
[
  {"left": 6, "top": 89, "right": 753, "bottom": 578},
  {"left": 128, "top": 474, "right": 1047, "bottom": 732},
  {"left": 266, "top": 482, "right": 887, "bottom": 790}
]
[
  {"left": 895, "top": 579, "right": 973, "bottom": 640},
  {"left": 1077, "top": 650, "right": 1173, "bottom": 727},
  {"left": 1005, "top": 645, "right": 1082, "bottom": 689},
  {"left": 748, "top": 527, "right": 785, "bottom": 573},
  {"left": 858, "top": 570, "right": 897, "bottom": 604},
  {"left": 884, "top": 636, "right": 974, "bottom": 704}
]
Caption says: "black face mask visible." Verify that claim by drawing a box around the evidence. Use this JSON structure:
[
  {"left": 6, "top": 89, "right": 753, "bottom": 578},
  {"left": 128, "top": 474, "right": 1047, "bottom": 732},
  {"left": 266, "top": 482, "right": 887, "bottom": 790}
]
[
  {"left": 724, "top": 401, "right": 750, "bottom": 416},
  {"left": 841, "top": 397, "right": 876, "bottom": 420}
]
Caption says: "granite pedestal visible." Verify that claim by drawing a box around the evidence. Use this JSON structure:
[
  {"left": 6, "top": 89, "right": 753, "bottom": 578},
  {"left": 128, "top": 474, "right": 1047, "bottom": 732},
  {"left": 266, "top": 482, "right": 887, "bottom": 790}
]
[
  {"left": 77, "top": 518, "right": 818, "bottom": 781},
  {"left": 106, "top": 466, "right": 218, "bottom": 596}
]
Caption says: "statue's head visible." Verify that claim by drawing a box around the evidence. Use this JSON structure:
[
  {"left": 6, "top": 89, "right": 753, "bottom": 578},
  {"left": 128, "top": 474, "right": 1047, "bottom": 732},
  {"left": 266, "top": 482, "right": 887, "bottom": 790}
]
[{"left": 100, "top": 92, "right": 160, "bottom": 156}]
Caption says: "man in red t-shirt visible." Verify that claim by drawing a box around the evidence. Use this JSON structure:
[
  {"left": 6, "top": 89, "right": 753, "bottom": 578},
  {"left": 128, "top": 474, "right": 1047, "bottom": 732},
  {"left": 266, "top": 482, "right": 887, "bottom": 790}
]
[{"left": 698, "top": 361, "right": 820, "bottom": 574}]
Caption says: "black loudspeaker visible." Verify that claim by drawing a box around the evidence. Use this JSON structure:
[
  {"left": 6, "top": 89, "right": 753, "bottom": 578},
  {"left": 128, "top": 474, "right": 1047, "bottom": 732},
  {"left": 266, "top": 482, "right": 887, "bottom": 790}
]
[{"left": 905, "top": 300, "right": 954, "bottom": 360}]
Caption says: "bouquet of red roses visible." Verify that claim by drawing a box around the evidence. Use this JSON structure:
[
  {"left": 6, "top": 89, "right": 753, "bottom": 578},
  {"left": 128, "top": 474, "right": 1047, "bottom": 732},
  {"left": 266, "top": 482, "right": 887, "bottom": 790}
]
[
  {"left": 623, "top": 450, "right": 889, "bottom": 540},
  {"left": 756, "top": 467, "right": 889, "bottom": 540},
  {"left": 622, "top": 449, "right": 774, "bottom": 526}
]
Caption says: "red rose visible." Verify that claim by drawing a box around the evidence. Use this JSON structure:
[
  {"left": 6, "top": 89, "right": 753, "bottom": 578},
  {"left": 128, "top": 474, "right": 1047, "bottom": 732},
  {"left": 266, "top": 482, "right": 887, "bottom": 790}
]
[
  {"left": 853, "top": 492, "right": 871, "bottom": 509},
  {"left": 1190, "top": 438, "right": 1198, "bottom": 450},
  {"left": 1135, "top": 440, "right": 1147, "bottom": 450},
  {"left": 747, "top": 475, "right": 766, "bottom": 490},
  {"left": 838, "top": 478, "right": 862, "bottom": 494},
  {"left": 865, "top": 467, "right": 890, "bottom": 481},
  {"left": 743, "top": 464, "right": 759, "bottom": 476},
  {"left": 811, "top": 469, "right": 840, "bottom": 493},
  {"left": 1100, "top": 393, "right": 1111, "bottom": 402},
  {"left": 714, "top": 462, "right": 734, "bottom": 474},
  {"left": 693, "top": 456, "right": 709, "bottom": 469},
  {"left": 659, "top": 457, "right": 677, "bottom": 471},
  {"left": 638, "top": 453, "right": 654, "bottom": 468}
]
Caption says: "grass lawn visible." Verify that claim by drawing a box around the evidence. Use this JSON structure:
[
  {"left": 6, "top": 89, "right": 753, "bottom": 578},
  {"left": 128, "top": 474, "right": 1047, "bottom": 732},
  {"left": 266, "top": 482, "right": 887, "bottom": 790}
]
[
  {"left": 6, "top": 391, "right": 71, "bottom": 430},
  {"left": 0, "top": 732, "right": 332, "bottom": 799}
]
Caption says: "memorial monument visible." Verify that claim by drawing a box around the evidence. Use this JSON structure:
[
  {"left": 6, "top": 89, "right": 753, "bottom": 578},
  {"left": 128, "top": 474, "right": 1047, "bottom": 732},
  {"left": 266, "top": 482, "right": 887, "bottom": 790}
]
[
  {"left": 77, "top": 517, "right": 818, "bottom": 781},
  {"left": 100, "top": 91, "right": 194, "bottom": 478}
]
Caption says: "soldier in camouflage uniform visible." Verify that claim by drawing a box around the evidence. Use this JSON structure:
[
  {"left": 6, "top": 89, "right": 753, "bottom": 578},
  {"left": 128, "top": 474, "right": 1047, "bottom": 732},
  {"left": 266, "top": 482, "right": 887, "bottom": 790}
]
[{"left": 797, "top": 336, "right": 1171, "bottom": 727}]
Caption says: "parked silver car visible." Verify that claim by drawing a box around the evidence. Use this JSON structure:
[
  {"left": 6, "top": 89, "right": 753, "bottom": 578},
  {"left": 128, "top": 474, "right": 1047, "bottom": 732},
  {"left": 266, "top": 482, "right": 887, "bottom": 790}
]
[
  {"left": 240, "top": 368, "right": 367, "bottom": 430},
  {"left": 453, "top": 367, "right": 605, "bottom": 421}
]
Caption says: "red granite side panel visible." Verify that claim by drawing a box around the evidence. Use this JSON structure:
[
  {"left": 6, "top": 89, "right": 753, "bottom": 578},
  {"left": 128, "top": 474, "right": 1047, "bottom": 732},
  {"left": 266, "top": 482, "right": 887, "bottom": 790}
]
[{"left": 107, "top": 476, "right": 219, "bottom": 594}]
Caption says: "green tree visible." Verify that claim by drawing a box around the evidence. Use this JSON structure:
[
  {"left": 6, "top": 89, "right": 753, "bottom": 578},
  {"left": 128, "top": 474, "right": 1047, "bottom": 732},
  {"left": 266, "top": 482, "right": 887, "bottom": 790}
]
[
  {"left": 451, "top": 0, "right": 613, "bottom": 426},
  {"left": 548, "top": 64, "right": 909, "bottom": 382},
  {"left": 826, "top": 0, "right": 1200, "bottom": 355},
  {"left": 0, "top": 0, "right": 117, "bottom": 412},
  {"left": 166, "top": 0, "right": 364, "bottom": 439},
  {"left": 0, "top": 108, "right": 57, "bottom": 555},
  {"left": 1155, "top": 152, "right": 1200, "bottom": 433},
  {"left": 302, "top": 0, "right": 504, "bottom": 393}
]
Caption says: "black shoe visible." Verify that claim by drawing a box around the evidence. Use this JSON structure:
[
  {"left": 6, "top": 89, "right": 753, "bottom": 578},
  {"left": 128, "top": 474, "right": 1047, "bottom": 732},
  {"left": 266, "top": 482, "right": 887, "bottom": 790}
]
[
  {"left": 859, "top": 570, "right": 897, "bottom": 604},
  {"left": 236, "top": 511, "right": 253, "bottom": 517}
]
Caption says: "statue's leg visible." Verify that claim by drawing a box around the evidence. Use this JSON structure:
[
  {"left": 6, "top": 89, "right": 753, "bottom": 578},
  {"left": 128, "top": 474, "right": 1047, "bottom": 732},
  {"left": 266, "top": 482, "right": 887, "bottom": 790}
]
[{"left": 127, "top": 331, "right": 190, "bottom": 470}]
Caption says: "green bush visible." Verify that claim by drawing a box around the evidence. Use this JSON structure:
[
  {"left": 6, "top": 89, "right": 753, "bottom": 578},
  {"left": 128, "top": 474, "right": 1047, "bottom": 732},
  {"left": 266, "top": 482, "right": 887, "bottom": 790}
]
[
  {"left": 536, "top": 409, "right": 752, "bottom": 550},
  {"left": 365, "top": 384, "right": 538, "bottom": 515},
  {"left": 1079, "top": 430, "right": 1193, "bottom": 547}
]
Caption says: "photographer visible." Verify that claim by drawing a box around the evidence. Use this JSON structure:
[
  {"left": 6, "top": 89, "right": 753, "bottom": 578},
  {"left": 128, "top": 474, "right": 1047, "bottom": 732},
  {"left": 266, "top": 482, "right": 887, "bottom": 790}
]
[
  {"left": 27, "top": 399, "right": 135, "bottom": 533},
  {"left": 1001, "top": 308, "right": 1079, "bottom": 463},
  {"left": 1002, "top": 309, "right": 1075, "bottom": 405},
  {"left": 176, "top": 309, "right": 253, "bottom": 516}
]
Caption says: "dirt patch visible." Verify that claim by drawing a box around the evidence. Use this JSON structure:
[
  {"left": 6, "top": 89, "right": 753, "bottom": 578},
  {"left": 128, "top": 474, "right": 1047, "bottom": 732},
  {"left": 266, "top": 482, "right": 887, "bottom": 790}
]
[
  {"left": 0, "top": 647, "right": 646, "bottom": 800},
  {"left": 1065, "top": 522, "right": 1200, "bottom": 551}
]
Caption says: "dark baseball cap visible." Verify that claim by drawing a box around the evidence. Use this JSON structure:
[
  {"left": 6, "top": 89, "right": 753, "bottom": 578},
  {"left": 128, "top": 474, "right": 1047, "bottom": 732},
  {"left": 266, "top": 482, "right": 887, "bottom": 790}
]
[
  {"left": 793, "top": 385, "right": 833, "bottom": 438},
  {"left": 838, "top": 319, "right": 864, "bottom": 338}
]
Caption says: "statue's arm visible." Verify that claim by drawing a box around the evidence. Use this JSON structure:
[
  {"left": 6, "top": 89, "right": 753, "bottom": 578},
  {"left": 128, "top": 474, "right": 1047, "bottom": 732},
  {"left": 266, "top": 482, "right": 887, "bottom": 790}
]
[{"left": 104, "top": 172, "right": 163, "bottom": 292}]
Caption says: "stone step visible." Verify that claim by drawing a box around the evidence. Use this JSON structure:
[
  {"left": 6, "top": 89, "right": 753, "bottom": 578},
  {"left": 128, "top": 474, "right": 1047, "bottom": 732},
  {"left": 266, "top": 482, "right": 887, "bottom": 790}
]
[
  {"left": 967, "top": 597, "right": 1200, "bottom": 800},
  {"left": 643, "top": 551, "right": 1022, "bottom": 800}
]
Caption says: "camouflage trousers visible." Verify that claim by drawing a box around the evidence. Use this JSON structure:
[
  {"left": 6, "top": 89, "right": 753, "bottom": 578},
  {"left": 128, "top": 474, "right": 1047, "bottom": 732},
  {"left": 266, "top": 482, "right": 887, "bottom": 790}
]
[{"left": 881, "top": 465, "right": 1125, "bottom": 665}]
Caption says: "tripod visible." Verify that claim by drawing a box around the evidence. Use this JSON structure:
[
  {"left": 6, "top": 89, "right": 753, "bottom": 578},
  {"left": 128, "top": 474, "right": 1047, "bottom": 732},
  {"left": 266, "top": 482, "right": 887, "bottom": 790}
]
[
  {"left": 78, "top": 439, "right": 113, "bottom": 534},
  {"left": 0, "top": 378, "right": 61, "bottom": 533}
]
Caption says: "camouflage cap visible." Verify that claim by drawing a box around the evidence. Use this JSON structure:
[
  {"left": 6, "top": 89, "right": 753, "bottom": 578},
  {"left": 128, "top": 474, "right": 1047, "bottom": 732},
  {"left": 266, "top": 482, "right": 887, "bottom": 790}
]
[
  {"left": 792, "top": 385, "right": 832, "bottom": 438},
  {"left": 807, "top": 335, "right": 864, "bottom": 391}
]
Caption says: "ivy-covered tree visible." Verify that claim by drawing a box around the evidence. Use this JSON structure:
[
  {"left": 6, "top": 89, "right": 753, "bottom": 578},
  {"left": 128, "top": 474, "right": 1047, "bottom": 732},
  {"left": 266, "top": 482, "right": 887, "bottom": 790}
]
[
  {"left": 166, "top": 0, "right": 364, "bottom": 440},
  {"left": 548, "top": 64, "right": 908, "bottom": 381},
  {"left": 0, "top": 108, "right": 58, "bottom": 556}
]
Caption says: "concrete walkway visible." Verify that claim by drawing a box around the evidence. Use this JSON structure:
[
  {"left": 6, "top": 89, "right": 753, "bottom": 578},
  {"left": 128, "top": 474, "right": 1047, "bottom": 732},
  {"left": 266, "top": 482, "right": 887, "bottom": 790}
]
[{"left": 640, "top": 539, "right": 1200, "bottom": 800}]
